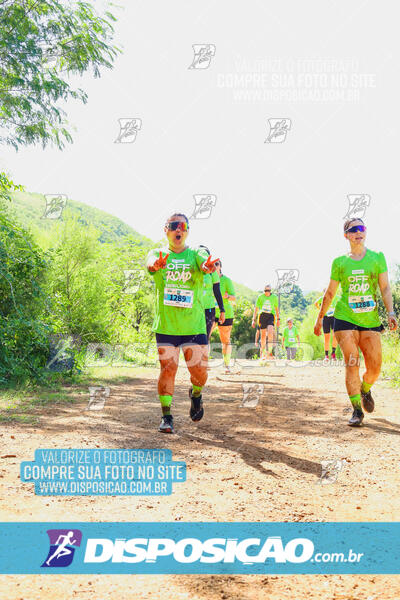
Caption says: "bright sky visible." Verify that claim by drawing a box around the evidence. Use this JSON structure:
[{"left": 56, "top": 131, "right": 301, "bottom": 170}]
[{"left": 1, "top": 1, "right": 399, "bottom": 292}]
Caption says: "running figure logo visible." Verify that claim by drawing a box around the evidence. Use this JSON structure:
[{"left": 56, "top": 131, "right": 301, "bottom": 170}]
[
  {"left": 240, "top": 384, "right": 264, "bottom": 408},
  {"left": 123, "top": 269, "right": 146, "bottom": 294},
  {"left": 41, "top": 529, "right": 82, "bottom": 567},
  {"left": 318, "top": 460, "right": 344, "bottom": 485},
  {"left": 276, "top": 269, "right": 299, "bottom": 293},
  {"left": 265, "top": 118, "right": 291, "bottom": 143},
  {"left": 344, "top": 194, "right": 371, "bottom": 220},
  {"left": 114, "top": 118, "right": 142, "bottom": 143},
  {"left": 189, "top": 195, "right": 217, "bottom": 219},
  {"left": 188, "top": 44, "right": 216, "bottom": 69},
  {"left": 87, "top": 386, "right": 110, "bottom": 411},
  {"left": 42, "top": 194, "right": 67, "bottom": 219}
]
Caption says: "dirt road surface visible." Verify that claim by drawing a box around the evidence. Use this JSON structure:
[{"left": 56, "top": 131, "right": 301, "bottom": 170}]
[{"left": 1, "top": 359, "right": 399, "bottom": 599}]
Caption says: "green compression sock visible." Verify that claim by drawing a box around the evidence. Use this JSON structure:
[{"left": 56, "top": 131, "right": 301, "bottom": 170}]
[
  {"left": 361, "top": 381, "right": 372, "bottom": 394},
  {"left": 191, "top": 385, "right": 202, "bottom": 398},
  {"left": 223, "top": 352, "right": 231, "bottom": 366},
  {"left": 349, "top": 393, "right": 361, "bottom": 409},
  {"left": 159, "top": 394, "right": 172, "bottom": 415}
]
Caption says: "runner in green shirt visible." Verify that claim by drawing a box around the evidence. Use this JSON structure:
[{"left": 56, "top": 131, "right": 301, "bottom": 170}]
[
  {"left": 146, "top": 213, "right": 219, "bottom": 433},
  {"left": 198, "top": 245, "right": 225, "bottom": 342},
  {"left": 212, "top": 260, "right": 236, "bottom": 373},
  {"left": 314, "top": 218, "right": 398, "bottom": 427},
  {"left": 252, "top": 285, "right": 280, "bottom": 362},
  {"left": 282, "top": 318, "right": 300, "bottom": 360},
  {"left": 314, "top": 289, "right": 339, "bottom": 360}
]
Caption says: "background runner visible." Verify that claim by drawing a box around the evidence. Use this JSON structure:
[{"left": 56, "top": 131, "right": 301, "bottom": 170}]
[{"left": 314, "top": 218, "right": 398, "bottom": 427}]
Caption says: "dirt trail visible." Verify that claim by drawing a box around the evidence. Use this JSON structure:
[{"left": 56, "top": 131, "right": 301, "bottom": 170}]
[{"left": 1, "top": 359, "right": 400, "bottom": 599}]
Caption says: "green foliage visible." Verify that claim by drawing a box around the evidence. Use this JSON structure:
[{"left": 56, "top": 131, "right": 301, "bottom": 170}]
[
  {"left": 230, "top": 297, "right": 256, "bottom": 349},
  {"left": 277, "top": 284, "right": 309, "bottom": 326},
  {"left": 0, "top": 172, "right": 24, "bottom": 201},
  {"left": 298, "top": 304, "right": 325, "bottom": 360},
  {"left": 381, "top": 331, "right": 400, "bottom": 385},
  {"left": 0, "top": 202, "right": 51, "bottom": 383},
  {"left": 0, "top": 0, "right": 119, "bottom": 150},
  {"left": 42, "top": 213, "right": 155, "bottom": 350}
]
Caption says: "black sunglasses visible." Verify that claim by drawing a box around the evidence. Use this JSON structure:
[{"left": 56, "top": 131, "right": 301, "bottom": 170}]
[
  {"left": 345, "top": 225, "right": 366, "bottom": 233},
  {"left": 264, "top": 289, "right": 271, "bottom": 292},
  {"left": 166, "top": 221, "right": 189, "bottom": 232}
]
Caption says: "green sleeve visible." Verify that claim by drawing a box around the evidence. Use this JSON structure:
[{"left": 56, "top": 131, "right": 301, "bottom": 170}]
[
  {"left": 255, "top": 295, "right": 262, "bottom": 309},
  {"left": 211, "top": 270, "right": 220, "bottom": 284},
  {"left": 274, "top": 295, "right": 279, "bottom": 310},
  {"left": 194, "top": 247, "right": 209, "bottom": 269},
  {"left": 378, "top": 252, "right": 388, "bottom": 274},
  {"left": 226, "top": 277, "right": 235, "bottom": 295},
  {"left": 330, "top": 258, "right": 340, "bottom": 282}
]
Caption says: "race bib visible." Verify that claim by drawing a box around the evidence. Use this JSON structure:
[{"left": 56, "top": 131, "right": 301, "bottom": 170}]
[
  {"left": 289, "top": 337, "right": 295, "bottom": 342},
  {"left": 348, "top": 295, "right": 376, "bottom": 313},
  {"left": 262, "top": 302, "right": 271, "bottom": 312},
  {"left": 326, "top": 308, "right": 334, "bottom": 317},
  {"left": 164, "top": 287, "right": 193, "bottom": 308}
]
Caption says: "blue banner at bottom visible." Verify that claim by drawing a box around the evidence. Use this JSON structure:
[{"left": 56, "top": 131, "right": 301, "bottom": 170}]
[{"left": 0, "top": 522, "right": 399, "bottom": 574}]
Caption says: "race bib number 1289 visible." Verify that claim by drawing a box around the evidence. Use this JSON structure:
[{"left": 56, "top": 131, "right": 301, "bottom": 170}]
[{"left": 164, "top": 287, "right": 193, "bottom": 308}]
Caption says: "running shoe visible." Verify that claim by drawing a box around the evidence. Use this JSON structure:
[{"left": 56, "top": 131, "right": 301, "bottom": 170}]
[
  {"left": 224, "top": 365, "right": 231, "bottom": 374},
  {"left": 331, "top": 352, "right": 336, "bottom": 360},
  {"left": 347, "top": 408, "right": 364, "bottom": 427},
  {"left": 159, "top": 414, "right": 174, "bottom": 433},
  {"left": 361, "top": 389, "right": 375, "bottom": 413},
  {"left": 189, "top": 388, "right": 204, "bottom": 422}
]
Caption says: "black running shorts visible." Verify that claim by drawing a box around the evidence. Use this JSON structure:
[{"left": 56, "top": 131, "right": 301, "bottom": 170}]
[
  {"left": 333, "top": 318, "right": 384, "bottom": 333},
  {"left": 205, "top": 308, "right": 215, "bottom": 339},
  {"left": 214, "top": 317, "right": 233, "bottom": 327},
  {"left": 322, "top": 315, "right": 334, "bottom": 334},
  {"left": 155, "top": 333, "right": 208, "bottom": 347},
  {"left": 259, "top": 312, "right": 275, "bottom": 329}
]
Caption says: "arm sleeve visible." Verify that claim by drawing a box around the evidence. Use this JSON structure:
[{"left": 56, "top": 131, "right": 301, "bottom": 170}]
[
  {"left": 213, "top": 282, "right": 224, "bottom": 312},
  {"left": 378, "top": 252, "right": 388, "bottom": 274},
  {"left": 330, "top": 258, "right": 340, "bottom": 281},
  {"left": 226, "top": 277, "right": 235, "bottom": 296},
  {"left": 194, "top": 247, "right": 210, "bottom": 269}
]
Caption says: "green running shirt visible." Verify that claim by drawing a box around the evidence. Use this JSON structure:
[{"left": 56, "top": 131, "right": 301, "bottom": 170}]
[
  {"left": 330, "top": 249, "right": 387, "bottom": 328},
  {"left": 316, "top": 293, "right": 339, "bottom": 317},
  {"left": 283, "top": 325, "right": 299, "bottom": 347},
  {"left": 203, "top": 270, "right": 220, "bottom": 310},
  {"left": 215, "top": 275, "right": 235, "bottom": 319},
  {"left": 255, "top": 293, "right": 279, "bottom": 316},
  {"left": 146, "top": 246, "right": 209, "bottom": 335}
]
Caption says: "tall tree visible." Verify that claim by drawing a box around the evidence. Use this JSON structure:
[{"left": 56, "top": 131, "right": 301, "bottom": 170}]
[{"left": 0, "top": 0, "right": 119, "bottom": 150}]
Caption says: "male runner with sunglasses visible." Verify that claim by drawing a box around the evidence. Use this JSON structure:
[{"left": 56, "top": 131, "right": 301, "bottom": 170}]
[
  {"left": 252, "top": 285, "right": 280, "bottom": 362},
  {"left": 314, "top": 218, "right": 397, "bottom": 427},
  {"left": 146, "top": 213, "right": 219, "bottom": 433}
]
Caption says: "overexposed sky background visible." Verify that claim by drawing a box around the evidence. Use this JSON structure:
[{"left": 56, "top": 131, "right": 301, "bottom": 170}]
[{"left": 1, "top": 0, "right": 400, "bottom": 292}]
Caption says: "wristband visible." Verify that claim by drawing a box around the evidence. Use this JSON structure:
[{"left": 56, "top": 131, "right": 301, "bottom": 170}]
[{"left": 388, "top": 311, "right": 396, "bottom": 317}]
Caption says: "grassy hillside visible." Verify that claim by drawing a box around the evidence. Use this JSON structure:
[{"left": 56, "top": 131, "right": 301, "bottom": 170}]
[
  {"left": 10, "top": 191, "right": 152, "bottom": 246},
  {"left": 9, "top": 190, "right": 258, "bottom": 299}
]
